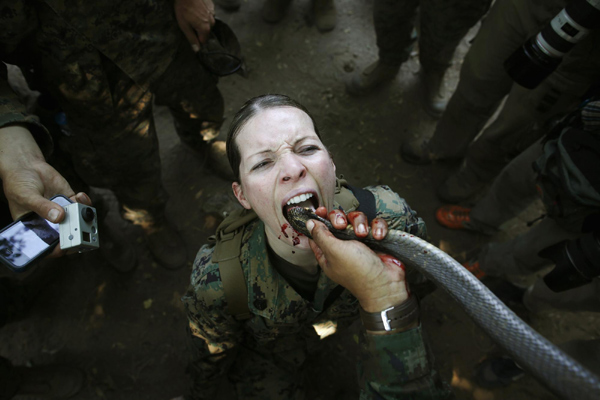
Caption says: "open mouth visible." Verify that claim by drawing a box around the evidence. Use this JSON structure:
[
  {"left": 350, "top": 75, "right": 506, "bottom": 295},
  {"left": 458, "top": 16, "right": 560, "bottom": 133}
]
[{"left": 282, "top": 192, "right": 319, "bottom": 223}]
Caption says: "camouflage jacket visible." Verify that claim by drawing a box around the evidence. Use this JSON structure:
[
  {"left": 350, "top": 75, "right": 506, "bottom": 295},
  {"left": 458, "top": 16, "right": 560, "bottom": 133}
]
[
  {"left": 183, "top": 185, "right": 452, "bottom": 399},
  {"left": 0, "top": 0, "right": 181, "bottom": 146}
]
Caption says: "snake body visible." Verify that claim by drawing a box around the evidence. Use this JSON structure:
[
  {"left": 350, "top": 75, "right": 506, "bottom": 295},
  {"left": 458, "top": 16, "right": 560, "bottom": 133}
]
[{"left": 286, "top": 207, "right": 600, "bottom": 400}]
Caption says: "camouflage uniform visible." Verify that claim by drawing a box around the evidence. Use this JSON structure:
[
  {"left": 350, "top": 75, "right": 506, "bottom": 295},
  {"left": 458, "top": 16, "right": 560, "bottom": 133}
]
[
  {"left": 183, "top": 185, "right": 452, "bottom": 399},
  {"left": 374, "top": 0, "right": 491, "bottom": 73},
  {"left": 0, "top": 0, "right": 223, "bottom": 224}
]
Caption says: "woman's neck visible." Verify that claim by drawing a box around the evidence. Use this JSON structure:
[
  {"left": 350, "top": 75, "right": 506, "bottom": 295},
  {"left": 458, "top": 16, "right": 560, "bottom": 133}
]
[{"left": 265, "top": 228, "right": 318, "bottom": 274}]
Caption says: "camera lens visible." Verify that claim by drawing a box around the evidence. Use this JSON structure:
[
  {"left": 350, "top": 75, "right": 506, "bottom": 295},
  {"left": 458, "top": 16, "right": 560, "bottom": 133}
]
[{"left": 81, "top": 207, "right": 95, "bottom": 223}]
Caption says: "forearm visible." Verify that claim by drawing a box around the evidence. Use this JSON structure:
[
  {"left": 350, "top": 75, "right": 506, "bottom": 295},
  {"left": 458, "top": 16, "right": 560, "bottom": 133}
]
[
  {"left": 0, "top": 125, "right": 46, "bottom": 178},
  {"left": 359, "top": 326, "right": 454, "bottom": 400}
]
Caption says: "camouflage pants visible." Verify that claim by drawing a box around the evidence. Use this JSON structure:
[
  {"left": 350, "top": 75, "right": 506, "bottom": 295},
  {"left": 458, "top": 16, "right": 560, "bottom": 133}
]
[
  {"left": 428, "top": 0, "right": 600, "bottom": 177},
  {"left": 374, "top": 0, "right": 491, "bottom": 72},
  {"left": 31, "top": 30, "right": 223, "bottom": 225}
]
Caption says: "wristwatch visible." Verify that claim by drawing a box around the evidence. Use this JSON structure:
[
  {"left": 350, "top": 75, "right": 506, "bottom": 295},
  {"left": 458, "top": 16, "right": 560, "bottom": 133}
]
[{"left": 359, "top": 295, "right": 420, "bottom": 332}]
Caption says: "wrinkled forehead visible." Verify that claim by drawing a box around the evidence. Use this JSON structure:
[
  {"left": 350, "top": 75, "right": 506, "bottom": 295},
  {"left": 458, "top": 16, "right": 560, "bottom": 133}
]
[{"left": 236, "top": 107, "right": 321, "bottom": 157}]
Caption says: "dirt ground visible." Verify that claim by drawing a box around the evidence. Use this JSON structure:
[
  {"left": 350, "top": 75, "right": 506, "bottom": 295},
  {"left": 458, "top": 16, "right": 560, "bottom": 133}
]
[{"left": 2, "top": 1, "right": 600, "bottom": 399}]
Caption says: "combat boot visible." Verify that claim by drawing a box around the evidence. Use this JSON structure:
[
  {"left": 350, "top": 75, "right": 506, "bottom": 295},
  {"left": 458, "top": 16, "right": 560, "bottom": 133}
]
[
  {"left": 345, "top": 60, "right": 400, "bottom": 96},
  {"left": 313, "top": 0, "right": 336, "bottom": 32},
  {"left": 399, "top": 138, "right": 437, "bottom": 165},
  {"left": 15, "top": 364, "right": 85, "bottom": 399},
  {"left": 436, "top": 164, "right": 486, "bottom": 203},
  {"left": 421, "top": 69, "right": 449, "bottom": 118},
  {"left": 262, "top": 0, "right": 292, "bottom": 23}
]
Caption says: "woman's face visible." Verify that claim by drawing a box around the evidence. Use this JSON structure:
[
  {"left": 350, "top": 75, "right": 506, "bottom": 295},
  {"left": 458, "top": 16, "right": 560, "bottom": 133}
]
[{"left": 232, "top": 107, "right": 337, "bottom": 249}]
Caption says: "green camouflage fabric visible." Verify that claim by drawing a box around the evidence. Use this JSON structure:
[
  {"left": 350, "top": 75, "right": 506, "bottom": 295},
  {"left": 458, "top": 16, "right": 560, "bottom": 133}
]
[
  {"left": 0, "top": 0, "right": 224, "bottom": 223},
  {"left": 182, "top": 186, "right": 452, "bottom": 399},
  {"left": 374, "top": 0, "right": 491, "bottom": 73}
]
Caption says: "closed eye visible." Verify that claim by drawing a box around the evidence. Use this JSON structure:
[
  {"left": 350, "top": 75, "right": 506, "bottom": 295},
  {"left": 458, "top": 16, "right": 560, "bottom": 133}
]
[
  {"left": 298, "top": 145, "right": 319, "bottom": 155},
  {"left": 251, "top": 160, "right": 272, "bottom": 171}
]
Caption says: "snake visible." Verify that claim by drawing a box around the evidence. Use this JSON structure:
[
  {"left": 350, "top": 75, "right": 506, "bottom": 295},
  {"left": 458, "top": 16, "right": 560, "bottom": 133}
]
[{"left": 286, "top": 206, "right": 600, "bottom": 400}]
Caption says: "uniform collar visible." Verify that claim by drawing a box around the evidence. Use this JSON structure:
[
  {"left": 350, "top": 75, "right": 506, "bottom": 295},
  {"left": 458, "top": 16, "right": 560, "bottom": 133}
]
[{"left": 242, "top": 221, "right": 340, "bottom": 323}]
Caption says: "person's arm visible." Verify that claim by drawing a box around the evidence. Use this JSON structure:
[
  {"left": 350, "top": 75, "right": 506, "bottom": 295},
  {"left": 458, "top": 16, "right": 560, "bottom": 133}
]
[
  {"left": 307, "top": 218, "right": 453, "bottom": 399},
  {"left": 366, "top": 185, "right": 428, "bottom": 239},
  {"left": 181, "top": 245, "right": 243, "bottom": 400}
]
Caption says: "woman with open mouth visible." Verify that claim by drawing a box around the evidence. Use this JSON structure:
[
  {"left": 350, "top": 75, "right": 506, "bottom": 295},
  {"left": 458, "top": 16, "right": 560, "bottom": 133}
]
[{"left": 180, "top": 94, "right": 451, "bottom": 399}]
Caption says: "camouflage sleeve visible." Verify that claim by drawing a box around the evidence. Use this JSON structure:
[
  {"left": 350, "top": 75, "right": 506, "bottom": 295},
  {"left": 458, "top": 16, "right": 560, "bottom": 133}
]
[
  {"left": 182, "top": 245, "right": 244, "bottom": 400},
  {"left": 1, "top": 1, "right": 52, "bottom": 156},
  {"left": 0, "top": 77, "right": 53, "bottom": 157},
  {"left": 358, "top": 326, "right": 454, "bottom": 400},
  {"left": 365, "top": 185, "right": 428, "bottom": 240}
]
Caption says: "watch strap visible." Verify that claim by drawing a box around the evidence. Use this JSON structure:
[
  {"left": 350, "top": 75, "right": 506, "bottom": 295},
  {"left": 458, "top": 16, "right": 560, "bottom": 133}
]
[{"left": 359, "top": 295, "right": 419, "bottom": 332}]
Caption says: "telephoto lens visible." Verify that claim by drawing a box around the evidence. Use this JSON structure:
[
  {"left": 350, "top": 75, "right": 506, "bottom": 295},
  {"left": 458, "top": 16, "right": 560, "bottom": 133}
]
[{"left": 505, "top": 0, "right": 600, "bottom": 89}]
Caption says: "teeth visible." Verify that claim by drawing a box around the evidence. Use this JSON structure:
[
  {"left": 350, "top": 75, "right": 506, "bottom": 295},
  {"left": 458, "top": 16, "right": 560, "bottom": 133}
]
[{"left": 287, "top": 193, "right": 313, "bottom": 205}]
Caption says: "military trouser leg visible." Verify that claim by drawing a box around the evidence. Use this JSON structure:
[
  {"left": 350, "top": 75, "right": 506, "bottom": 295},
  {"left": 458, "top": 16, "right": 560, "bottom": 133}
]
[
  {"left": 418, "top": 0, "right": 491, "bottom": 75},
  {"left": 38, "top": 48, "right": 169, "bottom": 227},
  {"left": 460, "top": 29, "right": 600, "bottom": 183},
  {"left": 152, "top": 40, "right": 224, "bottom": 151},
  {"left": 467, "top": 140, "right": 581, "bottom": 277},
  {"left": 0, "top": 357, "right": 19, "bottom": 400},
  {"left": 466, "top": 140, "right": 543, "bottom": 234},
  {"left": 428, "top": 0, "right": 564, "bottom": 159},
  {"left": 373, "top": 0, "right": 419, "bottom": 66},
  {"left": 479, "top": 216, "right": 580, "bottom": 278},
  {"left": 524, "top": 278, "right": 600, "bottom": 313}
]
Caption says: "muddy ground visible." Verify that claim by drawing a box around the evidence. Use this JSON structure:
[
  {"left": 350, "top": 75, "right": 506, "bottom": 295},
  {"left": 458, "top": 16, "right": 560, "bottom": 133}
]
[{"left": 2, "top": 0, "right": 599, "bottom": 399}]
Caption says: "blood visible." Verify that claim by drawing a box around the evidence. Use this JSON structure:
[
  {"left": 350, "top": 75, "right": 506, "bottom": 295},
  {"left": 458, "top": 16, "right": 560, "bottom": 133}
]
[
  {"left": 292, "top": 251, "right": 295, "bottom": 254},
  {"left": 280, "top": 223, "right": 289, "bottom": 238},
  {"left": 378, "top": 254, "right": 410, "bottom": 295},
  {"left": 347, "top": 211, "right": 362, "bottom": 224},
  {"left": 292, "top": 237, "right": 300, "bottom": 246},
  {"left": 377, "top": 254, "right": 406, "bottom": 272}
]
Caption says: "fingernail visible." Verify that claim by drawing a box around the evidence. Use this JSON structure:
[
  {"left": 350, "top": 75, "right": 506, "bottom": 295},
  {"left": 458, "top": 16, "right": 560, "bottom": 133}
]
[
  {"left": 375, "top": 228, "right": 383, "bottom": 238},
  {"left": 358, "top": 223, "right": 366, "bottom": 235},
  {"left": 306, "top": 220, "right": 315, "bottom": 232},
  {"left": 48, "top": 208, "right": 60, "bottom": 222},
  {"left": 192, "top": 44, "right": 200, "bottom": 53},
  {"left": 78, "top": 192, "right": 91, "bottom": 204},
  {"left": 336, "top": 215, "right": 345, "bottom": 225}
]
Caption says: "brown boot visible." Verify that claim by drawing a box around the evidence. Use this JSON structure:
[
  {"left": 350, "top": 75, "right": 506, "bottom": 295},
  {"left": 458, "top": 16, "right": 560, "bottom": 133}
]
[
  {"left": 345, "top": 60, "right": 400, "bottom": 96},
  {"left": 313, "top": 0, "right": 336, "bottom": 32},
  {"left": 421, "top": 69, "right": 449, "bottom": 118},
  {"left": 262, "top": 0, "right": 292, "bottom": 23}
]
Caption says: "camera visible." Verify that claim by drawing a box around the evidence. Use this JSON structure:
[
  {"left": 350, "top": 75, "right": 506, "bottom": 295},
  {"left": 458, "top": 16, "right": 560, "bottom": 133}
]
[
  {"left": 504, "top": 0, "right": 600, "bottom": 89},
  {"left": 59, "top": 203, "right": 100, "bottom": 252}
]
